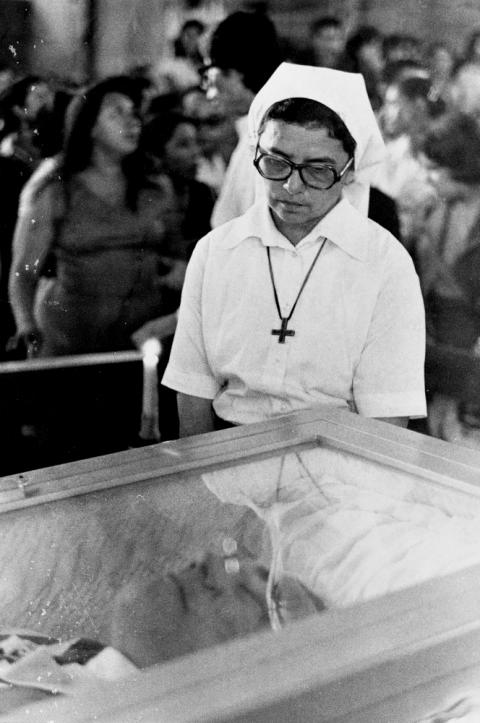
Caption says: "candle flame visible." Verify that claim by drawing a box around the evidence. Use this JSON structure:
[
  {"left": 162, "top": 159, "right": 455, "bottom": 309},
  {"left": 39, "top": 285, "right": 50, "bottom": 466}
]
[{"left": 142, "top": 337, "right": 162, "bottom": 365}]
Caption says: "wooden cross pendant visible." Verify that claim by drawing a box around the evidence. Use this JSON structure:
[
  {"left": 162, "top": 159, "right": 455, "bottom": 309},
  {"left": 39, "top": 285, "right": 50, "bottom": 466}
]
[{"left": 272, "top": 317, "right": 295, "bottom": 343}]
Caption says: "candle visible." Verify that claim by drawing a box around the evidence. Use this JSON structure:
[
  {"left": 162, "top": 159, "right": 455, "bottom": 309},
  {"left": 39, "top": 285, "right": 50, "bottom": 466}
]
[{"left": 140, "top": 338, "right": 161, "bottom": 441}]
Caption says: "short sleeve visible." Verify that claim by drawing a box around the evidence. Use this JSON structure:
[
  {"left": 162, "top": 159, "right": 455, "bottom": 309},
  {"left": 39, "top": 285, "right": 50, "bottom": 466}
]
[
  {"left": 162, "top": 239, "right": 220, "bottom": 399},
  {"left": 353, "top": 251, "right": 426, "bottom": 418}
]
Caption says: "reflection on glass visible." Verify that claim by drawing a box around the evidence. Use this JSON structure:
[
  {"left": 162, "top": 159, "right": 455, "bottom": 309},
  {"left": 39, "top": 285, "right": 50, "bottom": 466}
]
[
  {"left": 7, "top": 423, "right": 480, "bottom": 681},
  {"left": 262, "top": 455, "right": 326, "bottom": 631}
]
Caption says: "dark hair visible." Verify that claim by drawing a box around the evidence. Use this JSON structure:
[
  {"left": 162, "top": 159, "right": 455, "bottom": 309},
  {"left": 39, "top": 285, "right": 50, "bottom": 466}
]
[
  {"left": 146, "top": 90, "right": 184, "bottom": 117},
  {"left": 141, "top": 111, "right": 193, "bottom": 158},
  {"left": 464, "top": 29, "right": 480, "bottom": 62},
  {"left": 61, "top": 75, "right": 144, "bottom": 209},
  {"left": 209, "top": 11, "right": 283, "bottom": 93},
  {"left": 392, "top": 74, "right": 445, "bottom": 117},
  {"left": 383, "top": 59, "right": 426, "bottom": 85},
  {"left": 181, "top": 19, "right": 205, "bottom": 35},
  {"left": 422, "top": 112, "right": 480, "bottom": 184},
  {"left": 310, "top": 16, "right": 342, "bottom": 35},
  {"left": 174, "top": 19, "right": 205, "bottom": 59},
  {"left": 344, "top": 26, "right": 382, "bottom": 67},
  {"left": 383, "top": 33, "right": 421, "bottom": 57},
  {"left": 259, "top": 97, "right": 356, "bottom": 160},
  {"left": 0, "top": 75, "right": 48, "bottom": 140}
]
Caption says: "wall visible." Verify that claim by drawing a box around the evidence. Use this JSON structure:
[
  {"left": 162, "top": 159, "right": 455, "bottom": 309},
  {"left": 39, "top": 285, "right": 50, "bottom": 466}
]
[
  {"left": 29, "top": 0, "right": 88, "bottom": 81},
  {"left": 267, "top": 0, "right": 363, "bottom": 45},
  {"left": 362, "top": 0, "right": 480, "bottom": 47},
  {"left": 23, "top": 0, "right": 480, "bottom": 81},
  {"left": 94, "top": 0, "right": 225, "bottom": 79}
]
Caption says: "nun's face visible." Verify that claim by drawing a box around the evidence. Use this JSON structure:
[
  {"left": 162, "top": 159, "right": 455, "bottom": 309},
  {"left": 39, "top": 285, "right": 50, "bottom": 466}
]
[{"left": 258, "top": 119, "right": 351, "bottom": 245}]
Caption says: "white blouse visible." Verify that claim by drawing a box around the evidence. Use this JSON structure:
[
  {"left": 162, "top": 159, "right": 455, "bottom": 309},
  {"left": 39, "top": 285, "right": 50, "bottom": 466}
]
[{"left": 163, "top": 198, "right": 426, "bottom": 424}]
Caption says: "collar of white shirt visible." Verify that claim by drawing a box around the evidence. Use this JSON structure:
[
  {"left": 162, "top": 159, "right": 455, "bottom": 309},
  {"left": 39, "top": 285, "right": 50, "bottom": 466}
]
[{"left": 225, "top": 197, "right": 370, "bottom": 261}]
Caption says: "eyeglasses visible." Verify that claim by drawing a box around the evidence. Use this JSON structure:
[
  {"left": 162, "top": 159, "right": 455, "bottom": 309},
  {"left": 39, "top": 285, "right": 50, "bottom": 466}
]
[{"left": 254, "top": 148, "right": 353, "bottom": 190}]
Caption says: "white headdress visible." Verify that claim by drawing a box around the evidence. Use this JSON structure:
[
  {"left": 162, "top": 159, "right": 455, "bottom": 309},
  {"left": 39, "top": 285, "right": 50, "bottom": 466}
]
[{"left": 248, "top": 62, "right": 385, "bottom": 214}]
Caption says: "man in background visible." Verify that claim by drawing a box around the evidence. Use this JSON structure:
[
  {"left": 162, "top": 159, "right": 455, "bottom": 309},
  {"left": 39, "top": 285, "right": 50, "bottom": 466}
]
[
  {"left": 203, "top": 10, "right": 283, "bottom": 227},
  {"left": 307, "top": 16, "right": 346, "bottom": 69}
]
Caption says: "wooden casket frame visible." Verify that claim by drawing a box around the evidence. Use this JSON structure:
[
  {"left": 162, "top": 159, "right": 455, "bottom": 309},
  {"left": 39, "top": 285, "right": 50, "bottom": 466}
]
[{"left": 3, "top": 407, "right": 480, "bottom": 722}]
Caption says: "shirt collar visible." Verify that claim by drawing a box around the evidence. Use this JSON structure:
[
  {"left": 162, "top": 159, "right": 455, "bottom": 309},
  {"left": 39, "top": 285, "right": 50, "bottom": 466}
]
[{"left": 225, "top": 197, "right": 369, "bottom": 261}]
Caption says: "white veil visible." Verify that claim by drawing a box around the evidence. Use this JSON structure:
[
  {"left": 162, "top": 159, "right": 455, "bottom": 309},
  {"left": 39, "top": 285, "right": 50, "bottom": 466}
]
[{"left": 248, "top": 62, "right": 386, "bottom": 214}]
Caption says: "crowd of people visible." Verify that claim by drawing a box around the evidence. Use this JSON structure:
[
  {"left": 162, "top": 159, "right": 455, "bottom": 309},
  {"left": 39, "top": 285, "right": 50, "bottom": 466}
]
[{"left": 2, "top": 8, "right": 480, "bottom": 450}]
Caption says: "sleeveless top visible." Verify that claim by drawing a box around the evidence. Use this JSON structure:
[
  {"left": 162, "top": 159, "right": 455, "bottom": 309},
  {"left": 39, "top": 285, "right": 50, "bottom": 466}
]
[{"left": 34, "top": 178, "right": 179, "bottom": 355}]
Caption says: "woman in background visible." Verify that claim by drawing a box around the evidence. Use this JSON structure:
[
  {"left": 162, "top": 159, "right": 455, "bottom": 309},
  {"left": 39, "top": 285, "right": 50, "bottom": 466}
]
[
  {"left": 378, "top": 74, "right": 443, "bottom": 198},
  {"left": 131, "top": 110, "right": 215, "bottom": 349},
  {"left": 376, "top": 73, "right": 443, "bottom": 252},
  {"left": 141, "top": 110, "right": 215, "bottom": 260},
  {"left": 9, "top": 76, "right": 178, "bottom": 358},
  {"left": 342, "top": 26, "right": 385, "bottom": 111},
  {"left": 417, "top": 112, "right": 480, "bottom": 446}
]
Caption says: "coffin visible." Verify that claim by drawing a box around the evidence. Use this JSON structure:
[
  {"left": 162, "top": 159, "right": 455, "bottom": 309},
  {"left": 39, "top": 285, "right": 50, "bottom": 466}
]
[{"left": 2, "top": 407, "right": 480, "bottom": 721}]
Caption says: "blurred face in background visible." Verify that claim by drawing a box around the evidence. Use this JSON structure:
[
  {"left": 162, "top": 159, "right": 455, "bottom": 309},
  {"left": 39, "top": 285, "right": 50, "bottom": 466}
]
[
  {"left": 163, "top": 121, "right": 201, "bottom": 181},
  {"left": 357, "top": 38, "right": 384, "bottom": 75},
  {"left": 180, "top": 25, "right": 204, "bottom": 59},
  {"left": 420, "top": 155, "right": 477, "bottom": 200},
  {"left": 202, "top": 66, "right": 253, "bottom": 118},
  {"left": 396, "top": 180, "right": 437, "bottom": 242},
  {"left": 382, "top": 84, "right": 418, "bottom": 137},
  {"left": 182, "top": 89, "right": 237, "bottom": 159},
  {"left": 386, "top": 38, "right": 422, "bottom": 66},
  {"left": 92, "top": 92, "right": 141, "bottom": 159},
  {"left": 196, "top": 112, "right": 236, "bottom": 159},
  {"left": 311, "top": 25, "right": 344, "bottom": 68}
]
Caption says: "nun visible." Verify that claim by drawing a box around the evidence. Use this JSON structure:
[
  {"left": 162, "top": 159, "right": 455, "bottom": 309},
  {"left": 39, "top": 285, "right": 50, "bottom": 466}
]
[{"left": 162, "top": 63, "right": 426, "bottom": 436}]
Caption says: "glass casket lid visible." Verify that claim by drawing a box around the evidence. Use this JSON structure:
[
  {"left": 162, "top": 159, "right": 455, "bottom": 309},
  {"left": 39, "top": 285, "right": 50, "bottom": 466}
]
[{"left": 2, "top": 407, "right": 480, "bottom": 721}]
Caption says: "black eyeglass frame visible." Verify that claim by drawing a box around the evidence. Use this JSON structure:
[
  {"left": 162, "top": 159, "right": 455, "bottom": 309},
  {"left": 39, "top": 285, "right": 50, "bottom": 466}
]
[{"left": 253, "top": 146, "right": 354, "bottom": 190}]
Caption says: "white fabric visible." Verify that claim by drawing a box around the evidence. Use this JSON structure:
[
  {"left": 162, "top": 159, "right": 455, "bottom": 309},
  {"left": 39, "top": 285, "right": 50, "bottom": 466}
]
[
  {"left": 211, "top": 116, "right": 263, "bottom": 228},
  {"left": 196, "top": 153, "right": 226, "bottom": 195},
  {"left": 374, "top": 134, "right": 430, "bottom": 200},
  {"left": 163, "top": 197, "right": 426, "bottom": 422},
  {"left": 248, "top": 62, "right": 386, "bottom": 215},
  {"left": 202, "top": 445, "right": 480, "bottom": 609},
  {"left": 211, "top": 63, "right": 386, "bottom": 226}
]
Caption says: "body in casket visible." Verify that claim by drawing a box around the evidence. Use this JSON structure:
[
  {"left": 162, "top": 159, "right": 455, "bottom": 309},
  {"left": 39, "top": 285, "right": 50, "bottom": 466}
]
[{"left": 2, "top": 408, "right": 480, "bottom": 721}]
